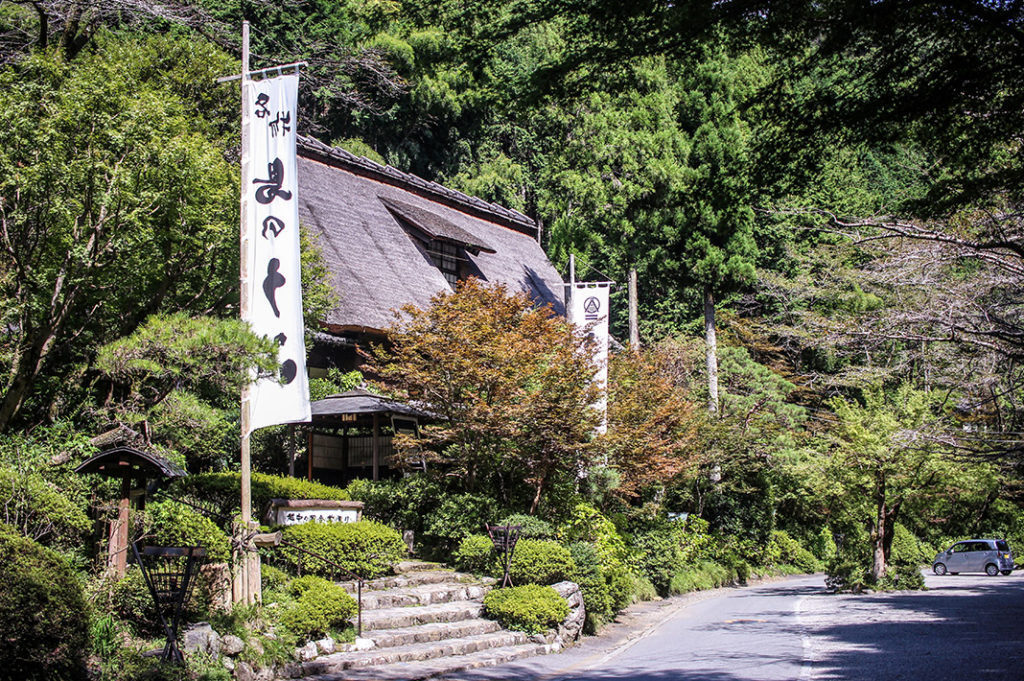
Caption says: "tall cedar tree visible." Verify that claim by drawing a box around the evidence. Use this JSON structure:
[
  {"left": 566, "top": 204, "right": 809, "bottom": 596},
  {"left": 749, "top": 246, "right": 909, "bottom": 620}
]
[{"left": 366, "top": 279, "right": 600, "bottom": 513}]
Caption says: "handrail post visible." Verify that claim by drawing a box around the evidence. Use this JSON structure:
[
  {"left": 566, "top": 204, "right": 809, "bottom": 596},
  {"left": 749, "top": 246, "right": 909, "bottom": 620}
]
[{"left": 357, "top": 578, "right": 363, "bottom": 637}]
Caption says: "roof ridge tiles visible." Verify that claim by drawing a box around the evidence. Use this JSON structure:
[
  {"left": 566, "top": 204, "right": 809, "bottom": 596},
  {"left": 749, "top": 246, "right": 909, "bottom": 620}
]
[{"left": 298, "top": 135, "right": 536, "bottom": 235}]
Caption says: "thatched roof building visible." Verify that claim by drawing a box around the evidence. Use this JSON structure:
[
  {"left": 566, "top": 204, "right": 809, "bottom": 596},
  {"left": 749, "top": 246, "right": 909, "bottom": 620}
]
[
  {"left": 297, "top": 136, "right": 565, "bottom": 342},
  {"left": 294, "top": 137, "right": 566, "bottom": 484}
]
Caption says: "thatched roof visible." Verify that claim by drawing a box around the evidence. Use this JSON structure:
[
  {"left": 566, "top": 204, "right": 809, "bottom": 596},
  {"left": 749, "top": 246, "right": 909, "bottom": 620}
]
[
  {"left": 297, "top": 137, "right": 566, "bottom": 334},
  {"left": 310, "top": 387, "right": 430, "bottom": 420}
]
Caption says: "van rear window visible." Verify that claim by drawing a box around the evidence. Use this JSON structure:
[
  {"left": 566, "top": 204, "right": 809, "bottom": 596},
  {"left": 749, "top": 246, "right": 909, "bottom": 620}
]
[{"left": 997, "top": 540, "right": 1010, "bottom": 552}]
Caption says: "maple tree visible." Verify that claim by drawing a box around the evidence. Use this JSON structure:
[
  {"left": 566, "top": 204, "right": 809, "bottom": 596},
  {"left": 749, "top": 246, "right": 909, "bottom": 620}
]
[
  {"left": 366, "top": 278, "right": 601, "bottom": 514},
  {"left": 599, "top": 349, "right": 705, "bottom": 497}
]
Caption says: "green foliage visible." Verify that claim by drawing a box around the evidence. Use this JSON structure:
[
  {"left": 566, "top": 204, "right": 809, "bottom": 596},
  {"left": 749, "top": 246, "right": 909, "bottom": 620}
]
[
  {"left": 0, "top": 466, "right": 90, "bottom": 549},
  {"left": 501, "top": 514, "right": 555, "bottom": 539},
  {"left": 0, "top": 424, "right": 95, "bottom": 550},
  {"left": 766, "top": 530, "right": 821, "bottom": 573},
  {"left": 261, "top": 563, "right": 292, "bottom": 592},
  {"left": 145, "top": 500, "right": 231, "bottom": 563},
  {"left": 559, "top": 503, "right": 630, "bottom": 565},
  {"left": 171, "top": 472, "right": 349, "bottom": 524},
  {"left": 506, "top": 539, "right": 577, "bottom": 586},
  {"left": 308, "top": 368, "right": 364, "bottom": 402},
  {"left": 0, "top": 525, "right": 89, "bottom": 680},
  {"left": 278, "top": 576, "right": 357, "bottom": 641},
  {"left": 453, "top": 534, "right": 496, "bottom": 575},
  {"left": 0, "top": 35, "right": 240, "bottom": 429},
  {"left": 483, "top": 585, "right": 569, "bottom": 635},
  {"left": 889, "top": 524, "right": 933, "bottom": 567},
  {"left": 568, "top": 542, "right": 613, "bottom": 632},
  {"left": 422, "top": 492, "right": 499, "bottom": 553},
  {"left": 668, "top": 560, "right": 735, "bottom": 594},
  {"left": 276, "top": 520, "right": 405, "bottom": 580}
]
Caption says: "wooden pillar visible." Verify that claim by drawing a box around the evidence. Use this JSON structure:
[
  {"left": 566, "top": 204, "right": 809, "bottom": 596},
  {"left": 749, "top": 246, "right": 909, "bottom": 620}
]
[
  {"left": 307, "top": 427, "right": 314, "bottom": 481},
  {"left": 287, "top": 424, "right": 296, "bottom": 477},
  {"left": 107, "top": 476, "right": 131, "bottom": 578},
  {"left": 372, "top": 413, "right": 380, "bottom": 482}
]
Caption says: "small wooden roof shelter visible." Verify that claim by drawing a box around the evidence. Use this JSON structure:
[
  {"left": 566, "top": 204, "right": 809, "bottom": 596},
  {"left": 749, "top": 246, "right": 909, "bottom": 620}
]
[
  {"left": 298, "top": 388, "right": 435, "bottom": 485},
  {"left": 75, "top": 447, "right": 186, "bottom": 578}
]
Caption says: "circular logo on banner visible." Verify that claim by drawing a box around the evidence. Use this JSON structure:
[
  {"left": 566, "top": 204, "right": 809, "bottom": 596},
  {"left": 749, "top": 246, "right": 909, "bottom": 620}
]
[{"left": 583, "top": 296, "right": 601, "bottom": 314}]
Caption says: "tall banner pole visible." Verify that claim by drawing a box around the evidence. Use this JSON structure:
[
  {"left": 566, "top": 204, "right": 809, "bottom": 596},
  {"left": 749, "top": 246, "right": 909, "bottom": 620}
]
[
  {"left": 237, "top": 19, "right": 258, "bottom": 605},
  {"left": 220, "top": 22, "right": 310, "bottom": 605}
]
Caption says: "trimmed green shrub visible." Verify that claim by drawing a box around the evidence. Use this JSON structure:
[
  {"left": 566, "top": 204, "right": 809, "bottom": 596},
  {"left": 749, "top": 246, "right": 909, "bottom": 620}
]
[
  {"left": 103, "top": 566, "right": 159, "bottom": 635},
  {"left": 277, "top": 520, "right": 405, "bottom": 579},
  {"left": 453, "top": 534, "right": 495, "bottom": 574},
  {"left": 0, "top": 526, "right": 89, "bottom": 680},
  {"left": 506, "top": 539, "right": 577, "bottom": 586},
  {"left": 278, "top": 576, "right": 357, "bottom": 640},
  {"left": 569, "top": 543, "right": 613, "bottom": 632},
  {"left": 172, "top": 472, "right": 349, "bottom": 522},
  {"left": 605, "top": 564, "right": 637, "bottom": 611},
  {"left": 501, "top": 514, "right": 555, "bottom": 540},
  {"left": 483, "top": 585, "right": 569, "bottom": 634},
  {"left": 147, "top": 500, "right": 231, "bottom": 562}
]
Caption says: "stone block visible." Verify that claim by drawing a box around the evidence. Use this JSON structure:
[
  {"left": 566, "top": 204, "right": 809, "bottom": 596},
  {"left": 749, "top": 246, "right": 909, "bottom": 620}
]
[
  {"left": 183, "top": 622, "right": 221, "bottom": 656},
  {"left": 222, "top": 634, "right": 245, "bottom": 656}
]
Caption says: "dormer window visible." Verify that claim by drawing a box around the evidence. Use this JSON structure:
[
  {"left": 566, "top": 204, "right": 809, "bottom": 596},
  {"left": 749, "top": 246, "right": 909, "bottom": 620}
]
[
  {"left": 380, "top": 196, "right": 495, "bottom": 289},
  {"left": 429, "top": 240, "right": 460, "bottom": 288}
]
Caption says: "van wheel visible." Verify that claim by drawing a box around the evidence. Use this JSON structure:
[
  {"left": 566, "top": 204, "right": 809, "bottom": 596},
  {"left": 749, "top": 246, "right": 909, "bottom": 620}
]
[
  {"left": 986, "top": 564, "right": 999, "bottom": 576},
  {"left": 1001, "top": 570, "right": 1012, "bottom": 576},
  {"left": 933, "top": 563, "right": 947, "bottom": 575}
]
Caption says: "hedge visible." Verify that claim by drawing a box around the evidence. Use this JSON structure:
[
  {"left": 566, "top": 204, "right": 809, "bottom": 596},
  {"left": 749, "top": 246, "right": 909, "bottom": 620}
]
[
  {"left": 483, "top": 585, "right": 569, "bottom": 635},
  {"left": 275, "top": 520, "right": 405, "bottom": 579},
  {"left": 171, "top": 472, "right": 349, "bottom": 522},
  {"left": 0, "top": 525, "right": 89, "bottom": 680}
]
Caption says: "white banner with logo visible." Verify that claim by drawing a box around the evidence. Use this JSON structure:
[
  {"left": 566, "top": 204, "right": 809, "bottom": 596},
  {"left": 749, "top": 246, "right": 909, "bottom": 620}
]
[
  {"left": 243, "top": 74, "right": 310, "bottom": 433},
  {"left": 569, "top": 283, "right": 611, "bottom": 434}
]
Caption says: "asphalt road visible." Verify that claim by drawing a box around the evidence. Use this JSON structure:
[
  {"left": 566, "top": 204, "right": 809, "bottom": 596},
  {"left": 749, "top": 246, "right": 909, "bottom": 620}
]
[{"left": 445, "top": 571, "right": 1024, "bottom": 681}]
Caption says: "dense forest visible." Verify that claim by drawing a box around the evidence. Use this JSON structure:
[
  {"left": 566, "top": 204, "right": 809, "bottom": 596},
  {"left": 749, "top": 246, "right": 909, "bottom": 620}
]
[{"left": 2, "top": 0, "right": 1024, "bottom": 678}]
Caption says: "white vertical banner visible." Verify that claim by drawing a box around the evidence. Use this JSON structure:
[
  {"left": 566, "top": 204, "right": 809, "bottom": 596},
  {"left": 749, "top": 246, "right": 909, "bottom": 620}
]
[
  {"left": 243, "top": 74, "right": 310, "bottom": 433},
  {"left": 569, "top": 283, "right": 611, "bottom": 434}
]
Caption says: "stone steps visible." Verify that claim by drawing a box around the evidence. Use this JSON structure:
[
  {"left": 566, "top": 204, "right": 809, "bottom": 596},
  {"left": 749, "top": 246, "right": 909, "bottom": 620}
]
[
  {"left": 340, "top": 570, "right": 492, "bottom": 595},
  {"left": 297, "top": 630, "right": 531, "bottom": 677},
  {"left": 285, "top": 564, "right": 563, "bottom": 681},
  {"left": 358, "top": 582, "right": 491, "bottom": 610},
  {"left": 364, "top": 618, "right": 501, "bottom": 650},
  {"left": 358, "top": 599, "right": 484, "bottom": 632},
  {"left": 296, "top": 643, "right": 550, "bottom": 681}
]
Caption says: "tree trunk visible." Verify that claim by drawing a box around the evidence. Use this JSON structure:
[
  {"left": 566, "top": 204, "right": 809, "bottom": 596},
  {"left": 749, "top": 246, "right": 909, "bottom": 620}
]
[
  {"left": 704, "top": 286, "right": 719, "bottom": 415},
  {"left": 870, "top": 473, "right": 888, "bottom": 582},
  {"left": 529, "top": 471, "right": 547, "bottom": 515}
]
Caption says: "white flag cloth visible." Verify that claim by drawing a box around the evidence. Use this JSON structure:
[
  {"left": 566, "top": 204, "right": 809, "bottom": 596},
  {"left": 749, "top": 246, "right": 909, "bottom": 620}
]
[
  {"left": 569, "top": 283, "right": 610, "bottom": 434},
  {"left": 243, "top": 74, "right": 310, "bottom": 434}
]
